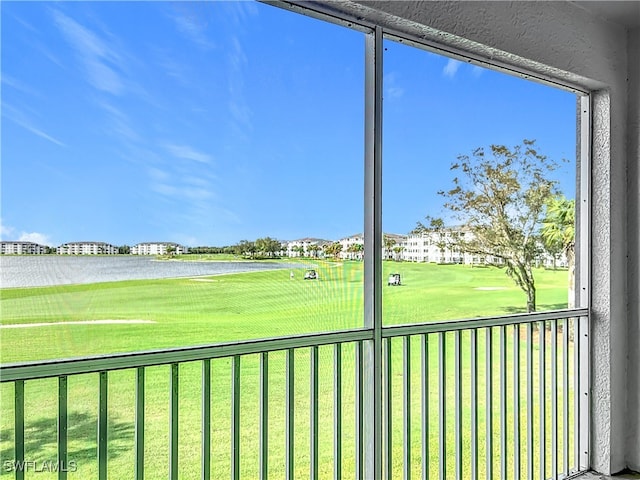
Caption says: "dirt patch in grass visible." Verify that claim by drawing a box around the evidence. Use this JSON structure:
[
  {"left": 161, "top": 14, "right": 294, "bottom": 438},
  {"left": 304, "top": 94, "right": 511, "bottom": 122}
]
[{"left": 0, "top": 320, "right": 156, "bottom": 329}]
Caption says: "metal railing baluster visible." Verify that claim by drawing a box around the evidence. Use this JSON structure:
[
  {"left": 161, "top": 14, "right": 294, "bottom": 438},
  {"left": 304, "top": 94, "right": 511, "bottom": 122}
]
[
  {"left": 486, "top": 328, "right": 493, "bottom": 480},
  {"left": 513, "top": 325, "right": 521, "bottom": 480},
  {"left": 260, "top": 353, "right": 268, "bottom": 480},
  {"left": 470, "top": 329, "right": 478, "bottom": 480},
  {"left": 311, "top": 346, "right": 319, "bottom": 480},
  {"left": 455, "top": 331, "right": 462, "bottom": 480},
  {"left": 384, "top": 338, "right": 392, "bottom": 480},
  {"left": 202, "top": 360, "right": 211, "bottom": 480},
  {"left": 526, "top": 323, "right": 533, "bottom": 480},
  {"left": 574, "top": 317, "right": 579, "bottom": 473},
  {"left": 98, "top": 371, "right": 108, "bottom": 480},
  {"left": 403, "top": 336, "right": 411, "bottom": 480},
  {"left": 552, "top": 319, "right": 558, "bottom": 479},
  {"left": 231, "top": 355, "right": 240, "bottom": 480},
  {"left": 356, "top": 341, "right": 364, "bottom": 480},
  {"left": 286, "top": 348, "right": 295, "bottom": 480},
  {"left": 500, "top": 325, "right": 507, "bottom": 480},
  {"left": 170, "top": 363, "right": 179, "bottom": 480},
  {"left": 334, "top": 343, "right": 342, "bottom": 480},
  {"left": 539, "top": 322, "right": 546, "bottom": 480},
  {"left": 58, "top": 376, "right": 68, "bottom": 480},
  {"left": 421, "top": 334, "right": 429, "bottom": 480},
  {"left": 135, "top": 367, "right": 145, "bottom": 480},
  {"left": 14, "top": 380, "right": 24, "bottom": 480},
  {"left": 439, "top": 332, "right": 446, "bottom": 480},
  {"left": 562, "top": 318, "right": 569, "bottom": 476}
]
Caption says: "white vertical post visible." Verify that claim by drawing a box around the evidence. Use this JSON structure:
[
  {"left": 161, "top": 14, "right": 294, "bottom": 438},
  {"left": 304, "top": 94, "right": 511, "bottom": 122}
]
[
  {"left": 363, "top": 24, "right": 383, "bottom": 480},
  {"left": 577, "top": 93, "right": 591, "bottom": 471}
]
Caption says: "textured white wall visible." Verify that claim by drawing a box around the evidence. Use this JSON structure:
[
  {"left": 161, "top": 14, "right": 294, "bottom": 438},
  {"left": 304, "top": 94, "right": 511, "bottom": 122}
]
[
  {"left": 321, "top": 0, "right": 634, "bottom": 474},
  {"left": 627, "top": 26, "right": 640, "bottom": 472}
]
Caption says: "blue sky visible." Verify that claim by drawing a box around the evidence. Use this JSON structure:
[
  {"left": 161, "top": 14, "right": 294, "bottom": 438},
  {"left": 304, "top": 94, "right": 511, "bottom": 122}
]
[{"left": 1, "top": 1, "right": 576, "bottom": 247}]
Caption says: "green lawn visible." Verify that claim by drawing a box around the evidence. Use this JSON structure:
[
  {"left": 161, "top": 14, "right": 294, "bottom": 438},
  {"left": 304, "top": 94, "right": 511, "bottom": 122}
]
[{"left": 0, "top": 261, "right": 575, "bottom": 479}]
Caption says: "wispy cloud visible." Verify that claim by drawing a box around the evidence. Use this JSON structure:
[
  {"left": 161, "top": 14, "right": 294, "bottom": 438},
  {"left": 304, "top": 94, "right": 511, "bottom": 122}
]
[
  {"left": 34, "top": 40, "right": 65, "bottom": 68},
  {"left": 443, "top": 58, "right": 463, "bottom": 78},
  {"left": 168, "top": 4, "right": 215, "bottom": 51},
  {"left": 149, "top": 167, "right": 213, "bottom": 202},
  {"left": 154, "top": 50, "right": 192, "bottom": 87},
  {"left": 97, "top": 101, "right": 141, "bottom": 142},
  {"left": 221, "top": 1, "right": 259, "bottom": 29},
  {"left": 1, "top": 75, "right": 42, "bottom": 98},
  {"left": 0, "top": 221, "right": 16, "bottom": 240},
  {"left": 164, "top": 144, "right": 213, "bottom": 164},
  {"left": 18, "top": 122, "right": 65, "bottom": 147},
  {"left": 146, "top": 153, "right": 240, "bottom": 238},
  {"left": 384, "top": 72, "right": 404, "bottom": 99},
  {"left": 51, "top": 9, "right": 125, "bottom": 95},
  {"left": 226, "top": 36, "right": 252, "bottom": 139},
  {"left": 8, "top": 12, "right": 38, "bottom": 34},
  {"left": 471, "top": 65, "right": 484, "bottom": 77},
  {"left": 2, "top": 104, "right": 65, "bottom": 147}
]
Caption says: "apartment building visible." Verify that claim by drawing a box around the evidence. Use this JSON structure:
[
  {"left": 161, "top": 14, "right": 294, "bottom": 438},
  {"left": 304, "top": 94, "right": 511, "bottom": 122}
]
[
  {"left": 131, "top": 242, "right": 188, "bottom": 255},
  {"left": 400, "top": 228, "right": 561, "bottom": 266},
  {"left": 0, "top": 241, "right": 48, "bottom": 255},
  {"left": 338, "top": 233, "right": 365, "bottom": 260},
  {"left": 285, "top": 238, "right": 329, "bottom": 257},
  {"left": 57, "top": 242, "right": 119, "bottom": 255},
  {"left": 401, "top": 229, "right": 478, "bottom": 264}
]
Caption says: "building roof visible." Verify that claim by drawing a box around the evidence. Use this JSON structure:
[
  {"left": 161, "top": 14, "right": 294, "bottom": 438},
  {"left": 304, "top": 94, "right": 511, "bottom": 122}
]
[
  {"left": 60, "top": 241, "right": 115, "bottom": 245},
  {"left": 0, "top": 241, "right": 43, "bottom": 245},
  {"left": 289, "top": 237, "right": 332, "bottom": 244},
  {"left": 134, "top": 242, "right": 182, "bottom": 246}
]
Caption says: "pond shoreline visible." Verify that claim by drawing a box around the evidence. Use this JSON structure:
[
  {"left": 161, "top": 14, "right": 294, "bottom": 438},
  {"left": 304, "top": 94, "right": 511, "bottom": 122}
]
[{"left": 0, "top": 255, "right": 302, "bottom": 289}]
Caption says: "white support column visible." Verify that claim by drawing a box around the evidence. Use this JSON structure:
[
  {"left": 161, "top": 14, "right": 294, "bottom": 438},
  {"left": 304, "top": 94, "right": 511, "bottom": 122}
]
[
  {"left": 626, "top": 27, "right": 640, "bottom": 472},
  {"left": 363, "top": 24, "right": 383, "bottom": 480},
  {"left": 577, "top": 94, "right": 591, "bottom": 472},
  {"left": 589, "top": 89, "right": 628, "bottom": 474}
]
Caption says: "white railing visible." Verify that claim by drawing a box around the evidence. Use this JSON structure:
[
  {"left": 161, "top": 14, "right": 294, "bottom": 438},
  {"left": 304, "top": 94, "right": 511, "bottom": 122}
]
[{"left": 0, "top": 309, "right": 589, "bottom": 480}]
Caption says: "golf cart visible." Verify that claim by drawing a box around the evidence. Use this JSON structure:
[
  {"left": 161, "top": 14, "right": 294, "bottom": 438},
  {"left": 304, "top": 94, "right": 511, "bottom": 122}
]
[
  {"left": 387, "top": 273, "right": 401, "bottom": 286},
  {"left": 304, "top": 269, "right": 318, "bottom": 280}
]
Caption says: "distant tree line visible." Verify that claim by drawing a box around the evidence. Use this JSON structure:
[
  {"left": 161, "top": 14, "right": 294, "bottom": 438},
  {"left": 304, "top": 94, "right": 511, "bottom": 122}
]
[
  {"left": 188, "top": 246, "right": 235, "bottom": 255},
  {"left": 233, "top": 237, "right": 283, "bottom": 259}
]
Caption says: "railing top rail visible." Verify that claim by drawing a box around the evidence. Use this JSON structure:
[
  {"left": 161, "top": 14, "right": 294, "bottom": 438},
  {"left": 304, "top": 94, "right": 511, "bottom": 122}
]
[
  {"left": 1, "top": 308, "right": 587, "bottom": 382},
  {"left": 382, "top": 308, "right": 588, "bottom": 337},
  {"left": 0, "top": 329, "right": 373, "bottom": 382}
]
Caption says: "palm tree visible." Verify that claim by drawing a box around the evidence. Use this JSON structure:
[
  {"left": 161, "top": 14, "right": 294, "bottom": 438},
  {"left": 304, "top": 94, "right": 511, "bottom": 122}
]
[
  {"left": 354, "top": 243, "right": 364, "bottom": 260},
  {"left": 307, "top": 244, "right": 320, "bottom": 258},
  {"left": 347, "top": 243, "right": 364, "bottom": 260},
  {"left": 541, "top": 195, "right": 576, "bottom": 308},
  {"left": 292, "top": 245, "right": 305, "bottom": 258},
  {"left": 383, "top": 235, "right": 396, "bottom": 260},
  {"left": 324, "top": 242, "right": 343, "bottom": 259}
]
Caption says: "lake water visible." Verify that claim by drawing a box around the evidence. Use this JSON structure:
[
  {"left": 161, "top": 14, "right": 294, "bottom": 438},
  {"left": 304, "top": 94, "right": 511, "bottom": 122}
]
[{"left": 0, "top": 256, "right": 300, "bottom": 288}]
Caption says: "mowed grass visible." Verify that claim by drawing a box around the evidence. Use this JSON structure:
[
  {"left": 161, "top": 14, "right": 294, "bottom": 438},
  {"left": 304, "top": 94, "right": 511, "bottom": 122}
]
[{"left": 0, "top": 262, "right": 573, "bottom": 479}]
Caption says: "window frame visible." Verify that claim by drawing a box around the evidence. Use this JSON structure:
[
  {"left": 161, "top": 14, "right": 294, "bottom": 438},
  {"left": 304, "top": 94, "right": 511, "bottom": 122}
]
[{"left": 267, "top": 1, "right": 592, "bottom": 473}]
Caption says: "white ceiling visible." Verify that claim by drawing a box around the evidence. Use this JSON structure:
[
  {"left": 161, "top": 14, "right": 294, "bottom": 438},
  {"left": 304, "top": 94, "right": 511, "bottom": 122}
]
[{"left": 570, "top": 1, "right": 640, "bottom": 28}]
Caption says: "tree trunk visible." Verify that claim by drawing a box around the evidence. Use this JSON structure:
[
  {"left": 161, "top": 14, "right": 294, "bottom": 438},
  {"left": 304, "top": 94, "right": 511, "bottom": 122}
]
[{"left": 526, "top": 286, "right": 536, "bottom": 313}]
